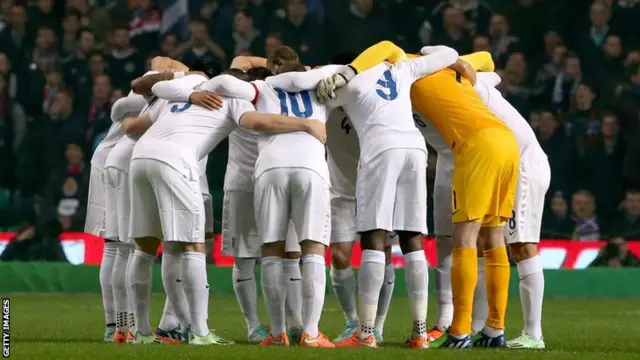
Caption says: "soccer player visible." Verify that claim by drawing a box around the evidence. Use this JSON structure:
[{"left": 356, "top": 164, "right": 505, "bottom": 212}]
[
  {"left": 324, "top": 42, "right": 519, "bottom": 348},
  {"left": 472, "top": 71, "right": 549, "bottom": 349},
  {"left": 128, "top": 71, "right": 326, "bottom": 345},
  {"left": 102, "top": 92, "right": 147, "bottom": 343},
  {"left": 218, "top": 68, "right": 271, "bottom": 343},
  {"left": 284, "top": 44, "right": 457, "bottom": 349}
]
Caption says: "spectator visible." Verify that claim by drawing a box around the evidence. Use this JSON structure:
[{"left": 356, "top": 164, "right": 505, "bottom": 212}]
[
  {"left": 272, "top": 0, "right": 324, "bottom": 66},
  {"left": 0, "top": 72, "right": 27, "bottom": 192},
  {"left": 488, "top": 13, "right": 520, "bottom": 66},
  {"left": 60, "top": 9, "right": 82, "bottom": 56},
  {"left": 328, "top": 0, "right": 391, "bottom": 55},
  {"left": 0, "top": 4, "right": 30, "bottom": 65},
  {"left": 590, "top": 237, "right": 640, "bottom": 267},
  {"left": 228, "top": 9, "right": 264, "bottom": 57},
  {"left": 503, "top": 52, "right": 533, "bottom": 116},
  {"left": 129, "top": 0, "right": 161, "bottom": 58},
  {"left": 431, "top": 0, "right": 493, "bottom": 37},
  {"left": 550, "top": 52, "right": 583, "bottom": 113},
  {"left": 472, "top": 34, "right": 490, "bottom": 53},
  {"left": 582, "top": 112, "right": 626, "bottom": 221},
  {"left": 264, "top": 33, "right": 284, "bottom": 61},
  {"left": 534, "top": 43, "right": 567, "bottom": 95},
  {"left": 0, "top": 52, "right": 20, "bottom": 100},
  {"left": 541, "top": 191, "right": 575, "bottom": 239},
  {"left": 27, "top": 0, "right": 59, "bottom": 39},
  {"left": 160, "top": 33, "right": 178, "bottom": 57},
  {"left": 566, "top": 82, "right": 601, "bottom": 151},
  {"left": 571, "top": 189, "right": 601, "bottom": 241},
  {"left": 106, "top": 25, "right": 144, "bottom": 91},
  {"left": 503, "top": 0, "right": 548, "bottom": 56},
  {"left": 432, "top": 7, "right": 473, "bottom": 55},
  {"left": 74, "top": 51, "right": 106, "bottom": 104},
  {"left": 66, "top": 0, "right": 111, "bottom": 46},
  {"left": 606, "top": 189, "right": 640, "bottom": 239},
  {"left": 537, "top": 109, "right": 578, "bottom": 193},
  {"left": 602, "top": 34, "right": 624, "bottom": 79},
  {"left": 577, "top": 0, "right": 614, "bottom": 80},
  {"left": 82, "top": 74, "right": 112, "bottom": 151},
  {"left": 31, "top": 26, "right": 61, "bottom": 73},
  {"left": 42, "top": 66, "right": 64, "bottom": 114},
  {"left": 176, "top": 18, "right": 225, "bottom": 70},
  {"left": 62, "top": 28, "right": 95, "bottom": 92}
]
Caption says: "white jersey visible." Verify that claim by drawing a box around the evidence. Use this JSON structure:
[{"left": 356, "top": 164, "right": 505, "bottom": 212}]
[
  {"left": 104, "top": 97, "right": 167, "bottom": 171},
  {"left": 413, "top": 109, "right": 453, "bottom": 186},
  {"left": 132, "top": 94, "right": 255, "bottom": 174},
  {"left": 474, "top": 72, "right": 544, "bottom": 156},
  {"left": 252, "top": 79, "right": 330, "bottom": 182},
  {"left": 325, "top": 47, "right": 458, "bottom": 165},
  {"left": 326, "top": 108, "right": 359, "bottom": 196},
  {"left": 225, "top": 127, "right": 259, "bottom": 192},
  {"left": 91, "top": 92, "right": 146, "bottom": 168}
]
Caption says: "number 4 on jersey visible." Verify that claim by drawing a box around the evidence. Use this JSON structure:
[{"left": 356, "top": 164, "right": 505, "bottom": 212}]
[{"left": 341, "top": 117, "right": 352, "bottom": 134}]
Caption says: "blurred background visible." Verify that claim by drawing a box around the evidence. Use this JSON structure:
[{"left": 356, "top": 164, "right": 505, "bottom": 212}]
[{"left": 0, "top": 0, "right": 638, "bottom": 267}]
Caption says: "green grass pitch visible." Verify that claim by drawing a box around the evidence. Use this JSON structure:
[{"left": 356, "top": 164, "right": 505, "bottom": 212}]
[{"left": 7, "top": 294, "right": 640, "bottom": 359}]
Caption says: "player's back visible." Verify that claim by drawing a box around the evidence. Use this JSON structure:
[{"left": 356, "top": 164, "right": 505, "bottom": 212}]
[
  {"left": 411, "top": 68, "right": 508, "bottom": 153},
  {"left": 226, "top": 127, "right": 259, "bottom": 191},
  {"left": 326, "top": 108, "right": 359, "bottom": 194},
  {"left": 339, "top": 63, "right": 425, "bottom": 164},
  {"left": 136, "top": 96, "right": 247, "bottom": 170},
  {"left": 253, "top": 80, "right": 330, "bottom": 181},
  {"left": 474, "top": 73, "right": 542, "bottom": 155}
]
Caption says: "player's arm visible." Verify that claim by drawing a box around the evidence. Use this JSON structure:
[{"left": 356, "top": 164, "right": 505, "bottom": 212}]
[
  {"left": 151, "top": 56, "right": 189, "bottom": 72},
  {"left": 151, "top": 74, "right": 224, "bottom": 110},
  {"left": 448, "top": 59, "right": 477, "bottom": 85},
  {"left": 476, "top": 72, "right": 502, "bottom": 88},
  {"left": 400, "top": 45, "right": 459, "bottom": 80},
  {"left": 230, "top": 56, "right": 267, "bottom": 70},
  {"left": 459, "top": 51, "right": 494, "bottom": 72},
  {"left": 350, "top": 40, "right": 407, "bottom": 73},
  {"left": 265, "top": 65, "right": 344, "bottom": 92},
  {"left": 200, "top": 74, "right": 257, "bottom": 102},
  {"left": 131, "top": 71, "right": 177, "bottom": 96},
  {"left": 121, "top": 115, "right": 153, "bottom": 136},
  {"left": 110, "top": 94, "right": 147, "bottom": 122}
]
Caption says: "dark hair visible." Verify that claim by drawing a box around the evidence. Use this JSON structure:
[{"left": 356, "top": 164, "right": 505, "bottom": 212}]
[
  {"left": 234, "top": 9, "right": 253, "bottom": 19},
  {"left": 64, "top": 9, "right": 82, "bottom": 20},
  {"left": 247, "top": 66, "right": 273, "bottom": 81},
  {"left": 276, "top": 62, "right": 306, "bottom": 75},
  {"left": 267, "top": 46, "right": 299, "bottom": 69},
  {"left": 223, "top": 68, "right": 250, "bottom": 82},
  {"left": 112, "top": 24, "right": 130, "bottom": 33},
  {"left": 191, "top": 60, "right": 221, "bottom": 78},
  {"left": 87, "top": 50, "right": 103, "bottom": 60},
  {"left": 331, "top": 52, "right": 357, "bottom": 65}
]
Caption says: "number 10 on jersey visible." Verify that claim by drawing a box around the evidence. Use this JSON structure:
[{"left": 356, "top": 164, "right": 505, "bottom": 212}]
[{"left": 275, "top": 89, "right": 314, "bottom": 118}]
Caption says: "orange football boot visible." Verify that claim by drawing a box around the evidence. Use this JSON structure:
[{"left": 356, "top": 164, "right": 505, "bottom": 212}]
[
  {"left": 427, "top": 326, "right": 445, "bottom": 343},
  {"left": 113, "top": 331, "right": 128, "bottom": 344},
  {"left": 299, "top": 332, "right": 335, "bottom": 348},
  {"left": 408, "top": 335, "right": 429, "bottom": 349},
  {"left": 126, "top": 332, "right": 135, "bottom": 344},
  {"left": 259, "top": 333, "right": 290, "bottom": 347},
  {"left": 334, "top": 333, "right": 377, "bottom": 348}
]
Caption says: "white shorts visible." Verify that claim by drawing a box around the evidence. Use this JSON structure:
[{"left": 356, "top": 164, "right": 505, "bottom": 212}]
[
  {"left": 285, "top": 219, "right": 301, "bottom": 253},
  {"left": 104, "top": 167, "right": 131, "bottom": 243},
  {"left": 505, "top": 149, "right": 551, "bottom": 244},
  {"left": 203, "top": 193, "right": 213, "bottom": 234},
  {"left": 129, "top": 158, "right": 205, "bottom": 243},
  {"left": 84, "top": 165, "right": 105, "bottom": 236},
  {"left": 254, "top": 168, "right": 331, "bottom": 246},
  {"left": 433, "top": 153, "right": 453, "bottom": 236},
  {"left": 356, "top": 149, "right": 428, "bottom": 234},
  {"left": 330, "top": 192, "right": 357, "bottom": 243},
  {"left": 221, "top": 191, "right": 260, "bottom": 258}
]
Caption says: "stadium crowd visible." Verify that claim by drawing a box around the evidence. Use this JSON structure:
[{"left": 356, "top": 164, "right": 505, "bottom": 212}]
[{"left": 0, "top": 0, "right": 639, "bottom": 264}]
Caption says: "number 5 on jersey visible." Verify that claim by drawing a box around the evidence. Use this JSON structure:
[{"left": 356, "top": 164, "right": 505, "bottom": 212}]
[{"left": 275, "top": 89, "right": 314, "bottom": 118}]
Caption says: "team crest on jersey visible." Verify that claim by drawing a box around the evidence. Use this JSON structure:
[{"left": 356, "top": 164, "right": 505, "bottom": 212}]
[{"left": 63, "top": 177, "right": 78, "bottom": 196}]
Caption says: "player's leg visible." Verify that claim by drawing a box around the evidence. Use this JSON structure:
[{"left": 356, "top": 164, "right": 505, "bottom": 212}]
[
  {"left": 291, "top": 169, "right": 334, "bottom": 348},
  {"left": 105, "top": 167, "right": 132, "bottom": 343},
  {"left": 374, "top": 242, "right": 395, "bottom": 343},
  {"left": 222, "top": 190, "right": 268, "bottom": 343},
  {"left": 284, "top": 226, "right": 303, "bottom": 342},
  {"left": 329, "top": 194, "right": 358, "bottom": 342},
  {"left": 88, "top": 166, "right": 116, "bottom": 342},
  {"left": 254, "top": 169, "right": 290, "bottom": 346},
  {"left": 114, "top": 168, "right": 135, "bottom": 342},
  {"left": 471, "top": 239, "right": 489, "bottom": 334},
  {"left": 337, "top": 151, "right": 400, "bottom": 348},
  {"left": 394, "top": 149, "right": 429, "bottom": 349},
  {"left": 157, "top": 242, "right": 190, "bottom": 344},
  {"left": 127, "top": 159, "right": 163, "bottom": 344},
  {"left": 506, "top": 154, "right": 549, "bottom": 349}
]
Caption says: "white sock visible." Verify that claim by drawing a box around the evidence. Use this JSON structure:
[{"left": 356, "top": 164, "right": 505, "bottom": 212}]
[
  {"left": 261, "top": 256, "right": 286, "bottom": 336},
  {"left": 375, "top": 264, "right": 395, "bottom": 333},
  {"left": 100, "top": 241, "right": 117, "bottom": 326},
  {"left": 473, "top": 257, "right": 490, "bottom": 334},
  {"left": 125, "top": 247, "right": 135, "bottom": 333},
  {"left": 404, "top": 251, "right": 428, "bottom": 336},
  {"left": 160, "top": 249, "right": 190, "bottom": 330},
  {"left": 127, "top": 250, "right": 155, "bottom": 335},
  {"left": 358, "top": 250, "right": 385, "bottom": 340},
  {"left": 330, "top": 266, "right": 358, "bottom": 323},
  {"left": 435, "top": 235, "right": 453, "bottom": 330},
  {"left": 232, "top": 257, "right": 261, "bottom": 333},
  {"left": 283, "top": 258, "right": 303, "bottom": 329},
  {"left": 112, "top": 242, "right": 131, "bottom": 331},
  {"left": 301, "top": 254, "right": 326, "bottom": 337},
  {"left": 517, "top": 255, "right": 544, "bottom": 341},
  {"left": 181, "top": 252, "right": 209, "bottom": 336}
]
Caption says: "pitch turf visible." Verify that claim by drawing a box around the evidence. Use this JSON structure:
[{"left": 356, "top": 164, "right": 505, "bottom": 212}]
[{"left": 8, "top": 294, "right": 640, "bottom": 359}]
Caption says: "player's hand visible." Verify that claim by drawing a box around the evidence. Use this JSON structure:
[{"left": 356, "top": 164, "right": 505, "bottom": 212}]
[
  {"left": 449, "top": 59, "right": 477, "bottom": 85},
  {"left": 189, "top": 91, "right": 223, "bottom": 110},
  {"left": 305, "top": 119, "right": 327, "bottom": 144}
]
